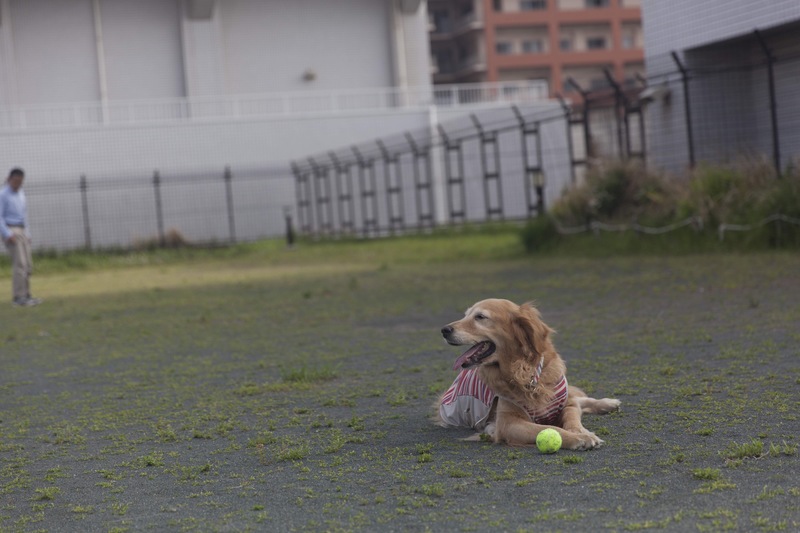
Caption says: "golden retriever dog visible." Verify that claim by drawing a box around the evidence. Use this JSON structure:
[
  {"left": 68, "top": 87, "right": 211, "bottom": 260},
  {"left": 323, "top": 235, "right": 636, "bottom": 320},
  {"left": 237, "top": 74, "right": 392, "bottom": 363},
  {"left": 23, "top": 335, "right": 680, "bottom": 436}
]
[{"left": 435, "top": 299, "right": 620, "bottom": 450}]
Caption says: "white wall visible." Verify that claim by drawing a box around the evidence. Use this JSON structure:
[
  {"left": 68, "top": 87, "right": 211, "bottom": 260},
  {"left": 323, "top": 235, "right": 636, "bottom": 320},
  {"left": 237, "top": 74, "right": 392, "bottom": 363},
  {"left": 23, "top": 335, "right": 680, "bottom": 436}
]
[
  {"left": 643, "top": 0, "right": 800, "bottom": 73},
  {"left": 8, "top": 0, "right": 100, "bottom": 105},
  {"left": 101, "top": 0, "right": 185, "bottom": 100},
  {"left": 642, "top": 0, "right": 800, "bottom": 173},
  {"left": 0, "top": 0, "right": 434, "bottom": 183},
  {"left": 219, "top": 0, "right": 394, "bottom": 93},
  {"left": 0, "top": 0, "right": 431, "bottom": 105}
]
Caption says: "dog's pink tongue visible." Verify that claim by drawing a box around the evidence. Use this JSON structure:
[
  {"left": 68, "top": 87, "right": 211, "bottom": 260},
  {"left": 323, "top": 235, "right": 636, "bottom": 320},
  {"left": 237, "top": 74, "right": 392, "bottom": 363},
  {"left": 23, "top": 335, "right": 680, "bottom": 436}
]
[{"left": 452, "top": 344, "right": 482, "bottom": 371}]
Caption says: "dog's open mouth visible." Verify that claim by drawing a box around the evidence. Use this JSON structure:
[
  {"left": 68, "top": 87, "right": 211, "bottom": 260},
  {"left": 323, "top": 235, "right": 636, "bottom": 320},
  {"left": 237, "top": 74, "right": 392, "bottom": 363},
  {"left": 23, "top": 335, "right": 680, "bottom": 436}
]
[{"left": 452, "top": 341, "right": 496, "bottom": 370}]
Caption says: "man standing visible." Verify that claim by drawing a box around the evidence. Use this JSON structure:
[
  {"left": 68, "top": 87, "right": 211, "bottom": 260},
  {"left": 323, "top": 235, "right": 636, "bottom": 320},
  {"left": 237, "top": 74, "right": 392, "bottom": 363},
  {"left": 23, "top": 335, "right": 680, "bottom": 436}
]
[{"left": 1, "top": 168, "right": 42, "bottom": 307}]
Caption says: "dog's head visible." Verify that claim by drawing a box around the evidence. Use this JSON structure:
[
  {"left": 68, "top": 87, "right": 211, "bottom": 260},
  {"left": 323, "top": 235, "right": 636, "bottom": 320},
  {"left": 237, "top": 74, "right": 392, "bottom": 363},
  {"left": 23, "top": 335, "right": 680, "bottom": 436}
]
[{"left": 441, "top": 298, "right": 553, "bottom": 371}]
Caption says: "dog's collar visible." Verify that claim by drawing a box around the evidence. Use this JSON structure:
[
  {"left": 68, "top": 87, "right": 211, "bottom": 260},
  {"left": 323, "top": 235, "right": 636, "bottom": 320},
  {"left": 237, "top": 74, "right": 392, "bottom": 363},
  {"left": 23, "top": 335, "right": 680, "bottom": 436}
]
[{"left": 527, "top": 357, "right": 544, "bottom": 391}]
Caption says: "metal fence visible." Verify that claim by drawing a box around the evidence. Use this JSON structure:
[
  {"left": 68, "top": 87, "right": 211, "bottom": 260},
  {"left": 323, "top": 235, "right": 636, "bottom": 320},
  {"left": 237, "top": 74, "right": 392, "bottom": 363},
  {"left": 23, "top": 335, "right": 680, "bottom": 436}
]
[
  {"left": 24, "top": 166, "right": 295, "bottom": 252},
  {"left": 10, "top": 41, "right": 799, "bottom": 251},
  {"left": 642, "top": 30, "right": 800, "bottom": 176},
  {"left": 290, "top": 36, "right": 800, "bottom": 240},
  {"left": 290, "top": 103, "right": 578, "bottom": 238}
]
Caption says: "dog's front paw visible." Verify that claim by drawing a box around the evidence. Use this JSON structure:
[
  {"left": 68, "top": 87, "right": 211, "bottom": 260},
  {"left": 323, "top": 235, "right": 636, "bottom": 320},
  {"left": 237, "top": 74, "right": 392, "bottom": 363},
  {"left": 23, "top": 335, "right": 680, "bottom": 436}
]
[{"left": 569, "top": 431, "right": 605, "bottom": 450}]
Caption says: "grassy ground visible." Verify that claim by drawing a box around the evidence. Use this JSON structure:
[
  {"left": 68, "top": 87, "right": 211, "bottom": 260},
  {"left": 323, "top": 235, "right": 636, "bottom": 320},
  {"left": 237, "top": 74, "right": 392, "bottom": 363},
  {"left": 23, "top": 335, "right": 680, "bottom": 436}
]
[{"left": 0, "top": 229, "right": 798, "bottom": 532}]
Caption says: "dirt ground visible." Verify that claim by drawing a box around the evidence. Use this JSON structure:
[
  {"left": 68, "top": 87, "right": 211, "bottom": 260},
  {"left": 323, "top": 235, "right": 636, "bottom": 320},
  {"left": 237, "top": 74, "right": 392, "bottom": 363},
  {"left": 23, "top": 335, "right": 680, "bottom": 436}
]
[{"left": 0, "top": 251, "right": 798, "bottom": 532}]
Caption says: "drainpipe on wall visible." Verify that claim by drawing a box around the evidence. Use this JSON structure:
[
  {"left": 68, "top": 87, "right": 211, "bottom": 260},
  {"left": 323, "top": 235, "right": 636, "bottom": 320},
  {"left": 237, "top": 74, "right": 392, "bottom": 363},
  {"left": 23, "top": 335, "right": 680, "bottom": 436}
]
[
  {"left": 754, "top": 29, "right": 781, "bottom": 178},
  {"left": 92, "top": 0, "right": 109, "bottom": 123},
  {"left": 390, "top": 0, "right": 409, "bottom": 101},
  {"left": 0, "top": 0, "right": 20, "bottom": 108}
]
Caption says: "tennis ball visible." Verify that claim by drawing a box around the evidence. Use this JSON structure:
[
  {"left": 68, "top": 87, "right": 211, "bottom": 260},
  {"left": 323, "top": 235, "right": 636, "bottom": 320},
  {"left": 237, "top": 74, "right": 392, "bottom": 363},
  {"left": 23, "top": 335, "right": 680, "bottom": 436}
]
[{"left": 536, "top": 428, "right": 562, "bottom": 453}]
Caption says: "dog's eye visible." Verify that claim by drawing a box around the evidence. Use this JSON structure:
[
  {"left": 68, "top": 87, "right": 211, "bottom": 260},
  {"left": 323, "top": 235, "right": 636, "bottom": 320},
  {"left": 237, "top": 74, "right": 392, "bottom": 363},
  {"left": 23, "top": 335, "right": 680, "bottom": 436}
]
[{"left": 475, "top": 313, "right": 487, "bottom": 321}]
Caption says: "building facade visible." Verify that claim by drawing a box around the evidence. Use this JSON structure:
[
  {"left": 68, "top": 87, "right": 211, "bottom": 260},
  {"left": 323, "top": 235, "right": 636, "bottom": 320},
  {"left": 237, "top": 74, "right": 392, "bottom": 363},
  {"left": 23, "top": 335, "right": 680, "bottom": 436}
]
[
  {"left": 0, "top": 0, "right": 562, "bottom": 250},
  {"left": 0, "top": 0, "right": 436, "bottom": 179},
  {"left": 642, "top": 0, "right": 800, "bottom": 173},
  {"left": 429, "top": 0, "right": 644, "bottom": 95},
  {"left": 0, "top": 0, "right": 431, "bottom": 107}
]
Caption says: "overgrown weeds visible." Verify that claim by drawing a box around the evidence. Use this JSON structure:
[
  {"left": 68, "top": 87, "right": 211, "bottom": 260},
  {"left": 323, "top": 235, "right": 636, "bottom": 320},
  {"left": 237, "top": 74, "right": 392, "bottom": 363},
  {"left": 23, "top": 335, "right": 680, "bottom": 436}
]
[{"left": 524, "top": 157, "right": 800, "bottom": 252}]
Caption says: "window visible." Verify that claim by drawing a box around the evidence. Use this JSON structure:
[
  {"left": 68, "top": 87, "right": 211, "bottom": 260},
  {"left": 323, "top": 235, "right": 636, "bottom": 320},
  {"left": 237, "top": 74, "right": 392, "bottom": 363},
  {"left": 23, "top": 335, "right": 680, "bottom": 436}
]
[
  {"left": 522, "top": 39, "right": 544, "bottom": 53},
  {"left": 590, "top": 78, "right": 608, "bottom": 90},
  {"left": 520, "top": 0, "right": 547, "bottom": 10},
  {"left": 559, "top": 38, "right": 572, "bottom": 51},
  {"left": 586, "top": 37, "right": 607, "bottom": 50},
  {"left": 432, "top": 10, "right": 450, "bottom": 33},
  {"left": 585, "top": 0, "right": 609, "bottom": 7},
  {"left": 622, "top": 34, "right": 635, "bottom": 49},
  {"left": 496, "top": 41, "right": 513, "bottom": 55},
  {"left": 493, "top": 0, "right": 503, "bottom": 11}
]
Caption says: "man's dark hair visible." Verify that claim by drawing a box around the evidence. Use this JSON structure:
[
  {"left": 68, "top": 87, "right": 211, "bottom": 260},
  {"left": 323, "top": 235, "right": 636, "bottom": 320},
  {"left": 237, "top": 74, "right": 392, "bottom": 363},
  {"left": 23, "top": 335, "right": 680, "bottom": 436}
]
[{"left": 8, "top": 168, "right": 24, "bottom": 179}]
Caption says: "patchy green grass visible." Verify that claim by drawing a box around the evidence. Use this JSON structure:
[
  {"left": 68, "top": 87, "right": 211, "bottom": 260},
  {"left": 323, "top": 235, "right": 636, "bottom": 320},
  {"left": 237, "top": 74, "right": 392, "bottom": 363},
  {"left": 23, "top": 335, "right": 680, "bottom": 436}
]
[{"left": 0, "top": 231, "right": 798, "bottom": 531}]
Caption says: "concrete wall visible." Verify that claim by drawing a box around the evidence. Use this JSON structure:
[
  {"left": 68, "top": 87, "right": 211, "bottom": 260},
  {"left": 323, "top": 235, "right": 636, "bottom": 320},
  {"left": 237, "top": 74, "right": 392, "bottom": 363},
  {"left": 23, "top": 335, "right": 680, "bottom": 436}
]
[
  {"left": 643, "top": 0, "right": 800, "bottom": 71},
  {"left": 0, "top": 0, "right": 434, "bottom": 183},
  {"left": 0, "top": 0, "right": 432, "bottom": 106},
  {"left": 641, "top": 0, "right": 800, "bottom": 173}
]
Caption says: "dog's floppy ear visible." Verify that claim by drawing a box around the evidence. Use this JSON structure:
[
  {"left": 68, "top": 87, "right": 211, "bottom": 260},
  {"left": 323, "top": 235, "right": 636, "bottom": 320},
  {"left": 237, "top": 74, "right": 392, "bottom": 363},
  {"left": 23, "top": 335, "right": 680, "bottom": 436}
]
[{"left": 511, "top": 302, "right": 553, "bottom": 362}]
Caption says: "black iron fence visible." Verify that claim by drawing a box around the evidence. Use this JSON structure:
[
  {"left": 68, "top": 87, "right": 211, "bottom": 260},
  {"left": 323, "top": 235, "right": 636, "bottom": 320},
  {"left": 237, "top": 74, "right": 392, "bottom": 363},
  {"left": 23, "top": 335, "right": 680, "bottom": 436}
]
[
  {"left": 292, "top": 37, "right": 799, "bottom": 240},
  {"left": 24, "top": 166, "right": 295, "bottom": 252},
  {"left": 290, "top": 103, "right": 581, "bottom": 238},
  {"left": 11, "top": 34, "right": 798, "bottom": 252}
]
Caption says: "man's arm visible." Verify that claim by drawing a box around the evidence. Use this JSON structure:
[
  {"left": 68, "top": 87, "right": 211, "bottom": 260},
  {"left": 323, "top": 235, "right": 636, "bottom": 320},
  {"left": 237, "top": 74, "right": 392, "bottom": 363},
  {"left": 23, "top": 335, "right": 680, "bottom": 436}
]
[{"left": 0, "top": 192, "right": 13, "bottom": 243}]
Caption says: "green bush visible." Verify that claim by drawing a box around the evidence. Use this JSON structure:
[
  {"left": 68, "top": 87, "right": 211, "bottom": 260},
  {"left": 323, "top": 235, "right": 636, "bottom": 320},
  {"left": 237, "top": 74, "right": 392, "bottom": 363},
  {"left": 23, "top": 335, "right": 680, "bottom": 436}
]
[
  {"left": 551, "top": 160, "right": 685, "bottom": 227},
  {"left": 541, "top": 157, "right": 800, "bottom": 252},
  {"left": 520, "top": 216, "right": 559, "bottom": 253}
]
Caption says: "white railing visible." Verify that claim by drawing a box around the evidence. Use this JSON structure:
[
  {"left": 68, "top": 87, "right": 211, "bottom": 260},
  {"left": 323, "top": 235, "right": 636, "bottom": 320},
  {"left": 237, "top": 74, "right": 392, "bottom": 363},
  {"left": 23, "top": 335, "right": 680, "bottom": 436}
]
[{"left": 0, "top": 81, "right": 549, "bottom": 131}]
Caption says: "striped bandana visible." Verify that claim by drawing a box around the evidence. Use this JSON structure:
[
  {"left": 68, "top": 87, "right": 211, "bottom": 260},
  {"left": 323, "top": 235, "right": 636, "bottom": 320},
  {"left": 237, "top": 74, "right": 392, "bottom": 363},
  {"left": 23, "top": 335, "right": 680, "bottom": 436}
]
[{"left": 440, "top": 367, "right": 569, "bottom": 426}]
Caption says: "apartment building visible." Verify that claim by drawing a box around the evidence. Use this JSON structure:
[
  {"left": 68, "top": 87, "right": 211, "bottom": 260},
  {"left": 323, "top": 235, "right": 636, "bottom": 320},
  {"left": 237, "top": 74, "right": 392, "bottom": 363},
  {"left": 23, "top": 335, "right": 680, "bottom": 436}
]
[{"left": 429, "top": 0, "right": 644, "bottom": 96}]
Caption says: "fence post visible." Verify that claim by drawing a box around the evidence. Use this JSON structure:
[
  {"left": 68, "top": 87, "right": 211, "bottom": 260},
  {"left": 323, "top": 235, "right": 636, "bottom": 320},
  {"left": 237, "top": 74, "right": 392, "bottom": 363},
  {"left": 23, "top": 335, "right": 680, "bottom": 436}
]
[
  {"left": 224, "top": 166, "right": 236, "bottom": 243},
  {"left": 470, "top": 113, "right": 504, "bottom": 221},
  {"left": 291, "top": 161, "right": 314, "bottom": 236},
  {"left": 511, "top": 105, "right": 545, "bottom": 218},
  {"left": 328, "top": 151, "right": 355, "bottom": 234},
  {"left": 556, "top": 95, "right": 580, "bottom": 186},
  {"left": 79, "top": 175, "right": 92, "bottom": 250},
  {"left": 377, "top": 139, "right": 404, "bottom": 234},
  {"left": 754, "top": 30, "right": 781, "bottom": 178},
  {"left": 567, "top": 78, "right": 593, "bottom": 161},
  {"left": 437, "top": 124, "right": 467, "bottom": 223},
  {"left": 670, "top": 51, "right": 696, "bottom": 169},
  {"left": 404, "top": 132, "right": 435, "bottom": 229},
  {"left": 352, "top": 146, "right": 379, "bottom": 237},
  {"left": 283, "top": 205, "right": 295, "bottom": 247},
  {"left": 152, "top": 170, "right": 165, "bottom": 247},
  {"left": 308, "top": 156, "right": 333, "bottom": 236},
  {"left": 603, "top": 69, "right": 630, "bottom": 160}
]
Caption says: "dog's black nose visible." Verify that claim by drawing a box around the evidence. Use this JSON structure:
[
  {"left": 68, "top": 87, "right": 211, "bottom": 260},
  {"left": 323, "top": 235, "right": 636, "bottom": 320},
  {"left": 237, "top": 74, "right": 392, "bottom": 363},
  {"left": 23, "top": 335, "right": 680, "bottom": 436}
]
[{"left": 441, "top": 325, "right": 453, "bottom": 337}]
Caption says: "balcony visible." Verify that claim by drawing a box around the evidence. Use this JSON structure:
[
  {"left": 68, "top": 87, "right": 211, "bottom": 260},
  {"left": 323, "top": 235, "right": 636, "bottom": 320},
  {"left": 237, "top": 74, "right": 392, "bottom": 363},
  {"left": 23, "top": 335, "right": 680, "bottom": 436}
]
[
  {"left": 433, "top": 54, "right": 488, "bottom": 83},
  {"left": 0, "top": 82, "right": 551, "bottom": 131},
  {"left": 429, "top": 12, "right": 484, "bottom": 40}
]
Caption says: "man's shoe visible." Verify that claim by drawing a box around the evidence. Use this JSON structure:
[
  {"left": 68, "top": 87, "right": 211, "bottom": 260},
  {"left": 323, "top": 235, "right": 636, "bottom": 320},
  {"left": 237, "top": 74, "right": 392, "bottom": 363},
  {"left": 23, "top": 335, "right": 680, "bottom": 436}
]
[{"left": 12, "top": 297, "right": 41, "bottom": 307}]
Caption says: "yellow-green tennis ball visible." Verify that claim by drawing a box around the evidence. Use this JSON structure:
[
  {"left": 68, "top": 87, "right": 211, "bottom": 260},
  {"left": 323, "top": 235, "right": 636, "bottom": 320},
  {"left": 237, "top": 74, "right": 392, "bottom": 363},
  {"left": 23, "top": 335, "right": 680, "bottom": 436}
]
[{"left": 536, "top": 428, "right": 562, "bottom": 453}]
